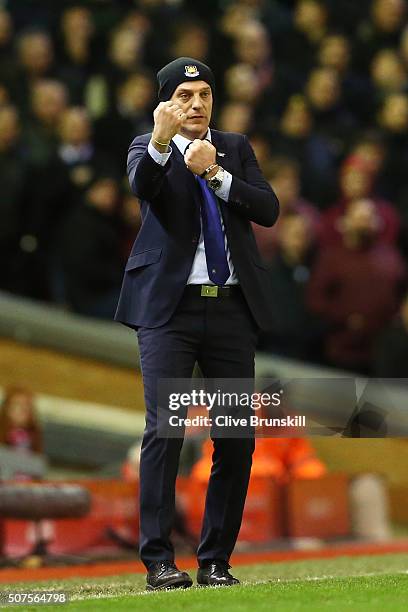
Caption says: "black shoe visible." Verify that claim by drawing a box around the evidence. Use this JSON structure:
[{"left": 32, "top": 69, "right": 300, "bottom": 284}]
[
  {"left": 197, "top": 560, "right": 240, "bottom": 587},
  {"left": 146, "top": 561, "right": 193, "bottom": 591}
]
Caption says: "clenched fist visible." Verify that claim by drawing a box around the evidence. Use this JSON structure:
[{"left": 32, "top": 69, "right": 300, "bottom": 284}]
[
  {"left": 151, "top": 101, "right": 187, "bottom": 151},
  {"left": 184, "top": 139, "right": 216, "bottom": 176}
]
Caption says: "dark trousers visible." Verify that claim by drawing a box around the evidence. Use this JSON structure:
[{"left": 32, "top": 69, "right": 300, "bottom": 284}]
[{"left": 136, "top": 286, "right": 258, "bottom": 568}]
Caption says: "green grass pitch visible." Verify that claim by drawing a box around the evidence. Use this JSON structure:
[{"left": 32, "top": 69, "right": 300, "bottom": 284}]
[{"left": 1, "top": 554, "right": 407, "bottom": 611}]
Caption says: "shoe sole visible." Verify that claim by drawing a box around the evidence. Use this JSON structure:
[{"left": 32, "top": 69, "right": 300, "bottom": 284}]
[
  {"left": 146, "top": 578, "right": 193, "bottom": 591},
  {"left": 197, "top": 581, "right": 240, "bottom": 587}
]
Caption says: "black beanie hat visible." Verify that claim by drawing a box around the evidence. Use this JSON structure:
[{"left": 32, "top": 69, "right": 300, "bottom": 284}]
[{"left": 157, "top": 57, "right": 215, "bottom": 102}]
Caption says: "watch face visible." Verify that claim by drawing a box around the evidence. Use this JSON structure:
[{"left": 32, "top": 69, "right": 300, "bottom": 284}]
[{"left": 210, "top": 177, "right": 222, "bottom": 190}]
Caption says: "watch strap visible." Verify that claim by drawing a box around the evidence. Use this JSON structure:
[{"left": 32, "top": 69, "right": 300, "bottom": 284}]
[
  {"left": 207, "top": 166, "right": 224, "bottom": 190},
  {"left": 200, "top": 163, "right": 219, "bottom": 179}
]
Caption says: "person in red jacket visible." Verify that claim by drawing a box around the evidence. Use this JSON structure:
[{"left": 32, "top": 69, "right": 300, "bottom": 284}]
[
  {"left": 308, "top": 199, "right": 406, "bottom": 372},
  {"left": 320, "top": 154, "right": 400, "bottom": 247},
  {"left": 0, "top": 386, "right": 43, "bottom": 455}
]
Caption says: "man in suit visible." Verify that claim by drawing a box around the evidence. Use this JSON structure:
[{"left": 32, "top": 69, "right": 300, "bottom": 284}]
[{"left": 115, "top": 57, "right": 279, "bottom": 590}]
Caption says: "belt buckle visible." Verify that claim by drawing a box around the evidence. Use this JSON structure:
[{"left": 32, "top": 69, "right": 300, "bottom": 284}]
[{"left": 201, "top": 285, "right": 218, "bottom": 297}]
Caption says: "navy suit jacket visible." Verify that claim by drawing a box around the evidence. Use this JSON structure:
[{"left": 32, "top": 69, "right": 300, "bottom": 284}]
[{"left": 115, "top": 129, "right": 279, "bottom": 330}]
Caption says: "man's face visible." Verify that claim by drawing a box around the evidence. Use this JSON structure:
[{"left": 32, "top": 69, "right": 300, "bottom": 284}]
[
  {"left": 342, "top": 199, "right": 379, "bottom": 246},
  {"left": 171, "top": 80, "right": 213, "bottom": 139}
]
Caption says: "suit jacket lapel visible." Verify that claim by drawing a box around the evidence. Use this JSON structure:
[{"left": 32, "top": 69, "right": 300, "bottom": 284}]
[{"left": 210, "top": 130, "right": 233, "bottom": 173}]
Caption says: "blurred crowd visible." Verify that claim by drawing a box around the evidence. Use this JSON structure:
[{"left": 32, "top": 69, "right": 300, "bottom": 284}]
[{"left": 1, "top": 0, "right": 408, "bottom": 374}]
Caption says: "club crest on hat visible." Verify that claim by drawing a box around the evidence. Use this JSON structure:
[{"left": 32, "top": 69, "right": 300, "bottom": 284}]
[{"left": 184, "top": 65, "right": 200, "bottom": 78}]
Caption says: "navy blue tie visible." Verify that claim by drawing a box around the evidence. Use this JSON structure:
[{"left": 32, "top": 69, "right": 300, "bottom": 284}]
[{"left": 196, "top": 176, "right": 230, "bottom": 286}]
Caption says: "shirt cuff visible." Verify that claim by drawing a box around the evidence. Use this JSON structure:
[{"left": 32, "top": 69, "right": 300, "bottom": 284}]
[
  {"left": 148, "top": 141, "right": 172, "bottom": 166},
  {"left": 215, "top": 170, "right": 232, "bottom": 201}
]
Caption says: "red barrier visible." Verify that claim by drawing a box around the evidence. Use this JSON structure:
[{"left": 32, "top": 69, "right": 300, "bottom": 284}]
[
  {"left": 1, "top": 480, "right": 139, "bottom": 557},
  {"left": 0, "top": 474, "right": 350, "bottom": 557},
  {"left": 285, "top": 474, "right": 350, "bottom": 538},
  {"left": 178, "top": 475, "right": 284, "bottom": 541}
]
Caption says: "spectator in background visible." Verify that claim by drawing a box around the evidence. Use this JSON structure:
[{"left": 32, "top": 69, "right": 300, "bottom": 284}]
[
  {"left": 233, "top": 19, "right": 299, "bottom": 118},
  {"left": 10, "top": 29, "right": 55, "bottom": 116},
  {"left": 308, "top": 199, "right": 406, "bottom": 373},
  {"left": 271, "top": 94, "right": 313, "bottom": 159},
  {"left": 369, "top": 47, "right": 408, "bottom": 119},
  {"left": 0, "top": 8, "right": 14, "bottom": 86},
  {"left": 258, "top": 212, "right": 324, "bottom": 362},
  {"left": 239, "top": 0, "right": 292, "bottom": 38},
  {"left": 94, "top": 72, "right": 155, "bottom": 168},
  {"left": 353, "top": 0, "right": 406, "bottom": 75},
  {"left": 57, "top": 106, "right": 115, "bottom": 193},
  {"left": 223, "top": 62, "right": 260, "bottom": 106},
  {"left": 218, "top": 3, "right": 261, "bottom": 77},
  {"left": 317, "top": 32, "right": 372, "bottom": 123},
  {"left": 378, "top": 91, "right": 408, "bottom": 133},
  {"left": 305, "top": 64, "right": 349, "bottom": 119},
  {"left": 219, "top": 2, "right": 255, "bottom": 41},
  {"left": 130, "top": 1, "right": 181, "bottom": 71},
  {"left": 0, "top": 387, "right": 43, "bottom": 455},
  {"left": 25, "top": 104, "right": 117, "bottom": 272},
  {"left": 305, "top": 65, "right": 341, "bottom": 115},
  {"left": 374, "top": 291, "right": 408, "bottom": 376},
  {"left": 55, "top": 6, "right": 96, "bottom": 105},
  {"left": 276, "top": 0, "right": 329, "bottom": 73},
  {"left": 109, "top": 26, "right": 144, "bottom": 77},
  {"left": 247, "top": 132, "right": 273, "bottom": 174},
  {"left": 252, "top": 156, "right": 321, "bottom": 264},
  {"left": 400, "top": 24, "right": 408, "bottom": 72},
  {"left": 348, "top": 131, "right": 387, "bottom": 178},
  {"left": 370, "top": 48, "right": 407, "bottom": 95},
  {"left": 217, "top": 101, "right": 253, "bottom": 135},
  {"left": 122, "top": 10, "right": 151, "bottom": 41},
  {"left": 347, "top": 130, "right": 394, "bottom": 214},
  {"left": 23, "top": 79, "right": 68, "bottom": 168},
  {"left": 304, "top": 66, "right": 356, "bottom": 160},
  {"left": 317, "top": 31, "right": 351, "bottom": 76},
  {"left": 320, "top": 154, "right": 400, "bottom": 247},
  {"left": 0, "top": 105, "right": 29, "bottom": 294},
  {"left": 170, "top": 20, "right": 210, "bottom": 64},
  {"left": 101, "top": 26, "right": 146, "bottom": 112},
  {"left": 17, "top": 104, "right": 113, "bottom": 302},
  {"left": 233, "top": 20, "right": 272, "bottom": 82},
  {"left": 377, "top": 93, "right": 408, "bottom": 210},
  {"left": 271, "top": 91, "right": 337, "bottom": 207},
  {"left": 56, "top": 173, "right": 124, "bottom": 319},
  {"left": 0, "top": 83, "right": 9, "bottom": 106},
  {"left": 17, "top": 85, "right": 73, "bottom": 300}
]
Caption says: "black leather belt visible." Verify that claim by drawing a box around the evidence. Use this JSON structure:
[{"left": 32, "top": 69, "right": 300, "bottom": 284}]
[{"left": 184, "top": 284, "right": 241, "bottom": 298}]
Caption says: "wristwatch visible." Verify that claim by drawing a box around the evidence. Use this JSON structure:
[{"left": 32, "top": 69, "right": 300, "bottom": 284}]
[{"left": 207, "top": 166, "right": 224, "bottom": 191}]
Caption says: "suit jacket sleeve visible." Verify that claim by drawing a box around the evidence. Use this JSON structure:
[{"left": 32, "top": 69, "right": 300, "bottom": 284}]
[
  {"left": 127, "top": 134, "right": 171, "bottom": 201},
  {"left": 228, "top": 135, "right": 279, "bottom": 227}
]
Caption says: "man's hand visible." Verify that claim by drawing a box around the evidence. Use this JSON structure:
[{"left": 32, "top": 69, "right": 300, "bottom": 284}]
[
  {"left": 151, "top": 101, "right": 187, "bottom": 151},
  {"left": 184, "top": 139, "right": 216, "bottom": 176}
]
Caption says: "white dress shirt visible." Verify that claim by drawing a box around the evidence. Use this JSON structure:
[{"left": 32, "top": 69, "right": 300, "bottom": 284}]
[{"left": 147, "top": 129, "right": 238, "bottom": 285}]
